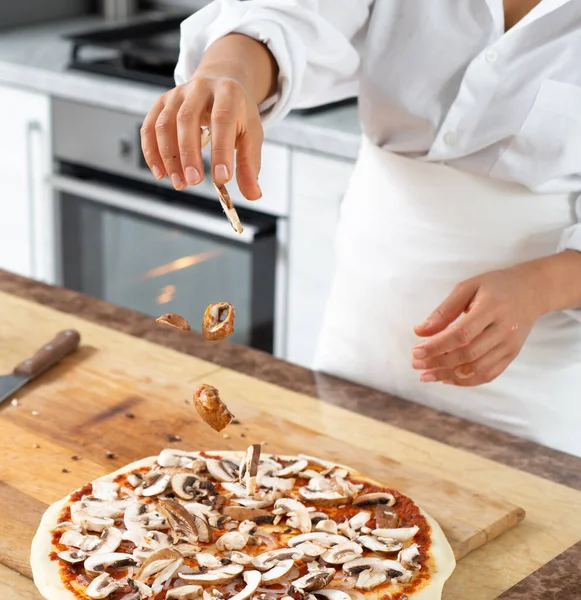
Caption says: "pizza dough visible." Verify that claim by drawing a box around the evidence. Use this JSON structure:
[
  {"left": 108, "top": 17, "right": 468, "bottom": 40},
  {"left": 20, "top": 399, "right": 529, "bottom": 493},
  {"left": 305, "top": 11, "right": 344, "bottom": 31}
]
[{"left": 31, "top": 451, "right": 455, "bottom": 600}]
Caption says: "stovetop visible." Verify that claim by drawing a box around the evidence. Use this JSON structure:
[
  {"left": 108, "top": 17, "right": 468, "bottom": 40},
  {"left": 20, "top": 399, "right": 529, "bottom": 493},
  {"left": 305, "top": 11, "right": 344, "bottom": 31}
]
[
  {"left": 65, "top": 14, "right": 357, "bottom": 114},
  {"left": 67, "top": 14, "right": 184, "bottom": 88}
]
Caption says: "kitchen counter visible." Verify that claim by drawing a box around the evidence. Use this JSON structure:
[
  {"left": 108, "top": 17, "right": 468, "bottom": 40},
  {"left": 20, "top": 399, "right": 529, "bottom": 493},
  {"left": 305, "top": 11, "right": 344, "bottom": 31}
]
[
  {"left": 0, "top": 17, "right": 361, "bottom": 160},
  {"left": 1, "top": 269, "right": 581, "bottom": 600}
]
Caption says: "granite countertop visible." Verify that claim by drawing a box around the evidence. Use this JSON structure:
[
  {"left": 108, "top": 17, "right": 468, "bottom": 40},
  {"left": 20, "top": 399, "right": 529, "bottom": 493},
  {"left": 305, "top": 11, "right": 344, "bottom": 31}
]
[
  {"left": 0, "top": 16, "right": 361, "bottom": 160},
  {"left": 1, "top": 269, "right": 581, "bottom": 599}
]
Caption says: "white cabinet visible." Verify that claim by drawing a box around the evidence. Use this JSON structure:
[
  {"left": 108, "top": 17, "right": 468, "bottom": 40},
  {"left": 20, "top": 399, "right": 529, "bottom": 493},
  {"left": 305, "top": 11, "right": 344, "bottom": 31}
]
[
  {"left": 286, "top": 150, "right": 355, "bottom": 368},
  {"left": 0, "top": 85, "right": 52, "bottom": 280}
]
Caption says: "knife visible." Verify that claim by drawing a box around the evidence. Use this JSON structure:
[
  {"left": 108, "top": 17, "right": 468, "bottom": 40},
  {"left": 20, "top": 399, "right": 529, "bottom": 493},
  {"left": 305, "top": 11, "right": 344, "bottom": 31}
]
[{"left": 0, "top": 329, "right": 81, "bottom": 406}]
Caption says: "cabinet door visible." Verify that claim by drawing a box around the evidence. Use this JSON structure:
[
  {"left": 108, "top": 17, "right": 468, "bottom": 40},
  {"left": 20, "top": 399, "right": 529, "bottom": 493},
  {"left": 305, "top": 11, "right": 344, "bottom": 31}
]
[
  {"left": 0, "top": 85, "right": 51, "bottom": 279},
  {"left": 286, "top": 151, "right": 355, "bottom": 368}
]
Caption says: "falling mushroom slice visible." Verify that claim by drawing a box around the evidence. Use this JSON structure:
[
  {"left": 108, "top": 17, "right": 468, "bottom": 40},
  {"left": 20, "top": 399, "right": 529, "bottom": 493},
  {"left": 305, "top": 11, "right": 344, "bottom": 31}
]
[
  {"left": 193, "top": 385, "right": 235, "bottom": 432},
  {"left": 201, "top": 128, "right": 244, "bottom": 235},
  {"left": 239, "top": 444, "right": 261, "bottom": 494},
  {"left": 213, "top": 183, "right": 244, "bottom": 235},
  {"left": 86, "top": 573, "right": 123, "bottom": 599},
  {"left": 202, "top": 302, "right": 236, "bottom": 341},
  {"left": 156, "top": 313, "right": 191, "bottom": 331}
]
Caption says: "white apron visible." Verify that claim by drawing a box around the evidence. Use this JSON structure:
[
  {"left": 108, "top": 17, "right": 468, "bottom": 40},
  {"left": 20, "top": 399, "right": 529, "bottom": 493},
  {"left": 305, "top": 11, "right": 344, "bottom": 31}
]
[{"left": 314, "top": 137, "right": 581, "bottom": 457}]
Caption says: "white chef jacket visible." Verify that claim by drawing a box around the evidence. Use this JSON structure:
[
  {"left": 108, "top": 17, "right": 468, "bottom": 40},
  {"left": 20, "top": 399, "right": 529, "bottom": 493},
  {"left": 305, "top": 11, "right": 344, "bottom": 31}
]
[{"left": 175, "top": 0, "right": 581, "bottom": 261}]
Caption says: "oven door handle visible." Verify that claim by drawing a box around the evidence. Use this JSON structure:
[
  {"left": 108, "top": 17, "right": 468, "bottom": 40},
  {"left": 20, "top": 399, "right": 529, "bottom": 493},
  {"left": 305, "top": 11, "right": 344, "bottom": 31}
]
[{"left": 49, "top": 175, "right": 258, "bottom": 243}]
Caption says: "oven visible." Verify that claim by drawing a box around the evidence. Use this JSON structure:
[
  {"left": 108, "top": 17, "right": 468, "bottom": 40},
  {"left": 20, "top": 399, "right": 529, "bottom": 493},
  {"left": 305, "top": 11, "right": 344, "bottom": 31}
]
[{"left": 50, "top": 99, "right": 290, "bottom": 355}]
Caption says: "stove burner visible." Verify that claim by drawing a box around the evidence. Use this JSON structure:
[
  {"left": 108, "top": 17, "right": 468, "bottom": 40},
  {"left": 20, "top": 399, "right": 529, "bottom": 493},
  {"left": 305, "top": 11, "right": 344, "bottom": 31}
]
[
  {"left": 67, "top": 15, "right": 186, "bottom": 89},
  {"left": 65, "top": 14, "right": 358, "bottom": 113}
]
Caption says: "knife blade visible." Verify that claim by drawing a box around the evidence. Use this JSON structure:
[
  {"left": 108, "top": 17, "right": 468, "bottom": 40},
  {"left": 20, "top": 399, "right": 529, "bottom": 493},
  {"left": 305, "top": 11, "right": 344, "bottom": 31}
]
[{"left": 0, "top": 329, "right": 81, "bottom": 406}]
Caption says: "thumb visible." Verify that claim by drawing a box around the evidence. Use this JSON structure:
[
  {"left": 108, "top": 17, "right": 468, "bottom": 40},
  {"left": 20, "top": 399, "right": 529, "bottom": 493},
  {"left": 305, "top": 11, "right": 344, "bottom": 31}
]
[{"left": 414, "top": 280, "right": 478, "bottom": 336}]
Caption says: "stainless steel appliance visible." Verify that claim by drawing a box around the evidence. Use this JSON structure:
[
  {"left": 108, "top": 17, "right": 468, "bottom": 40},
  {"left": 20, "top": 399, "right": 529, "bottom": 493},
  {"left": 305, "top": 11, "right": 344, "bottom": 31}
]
[
  {"left": 65, "top": 14, "right": 357, "bottom": 111},
  {"left": 51, "top": 100, "right": 289, "bottom": 354}
]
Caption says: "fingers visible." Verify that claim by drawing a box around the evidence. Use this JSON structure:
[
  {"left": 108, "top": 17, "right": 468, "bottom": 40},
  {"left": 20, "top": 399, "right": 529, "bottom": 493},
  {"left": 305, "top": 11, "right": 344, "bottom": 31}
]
[
  {"left": 210, "top": 79, "right": 240, "bottom": 185},
  {"left": 414, "top": 280, "right": 478, "bottom": 337},
  {"left": 419, "top": 342, "right": 510, "bottom": 383},
  {"left": 412, "top": 323, "right": 501, "bottom": 371},
  {"left": 413, "top": 301, "right": 493, "bottom": 360},
  {"left": 141, "top": 95, "right": 167, "bottom": 180},
  {"left": 423, "top": 344, "right": 515, "bottom": 387},
  {"left": 177, "top": 82, "right": 209, "bottom": 186},
  {"left": 235, "top": 116, "right": 263, "bottom": 200},
  {"left": 155, "top": 89, "right": 187, "bottom": 190},
  {"left": 143, "top": 76, "right": 265, "bottom": 198}
]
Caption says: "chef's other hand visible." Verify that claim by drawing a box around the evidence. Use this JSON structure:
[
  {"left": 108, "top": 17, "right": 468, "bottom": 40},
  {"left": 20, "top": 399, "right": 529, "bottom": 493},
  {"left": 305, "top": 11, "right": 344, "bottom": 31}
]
[
  {"left": 411, "top": 267, "right": 545, "bottom": 386},
  {"left": 141, "top": 34, "right": 278, "bottom": 199}
]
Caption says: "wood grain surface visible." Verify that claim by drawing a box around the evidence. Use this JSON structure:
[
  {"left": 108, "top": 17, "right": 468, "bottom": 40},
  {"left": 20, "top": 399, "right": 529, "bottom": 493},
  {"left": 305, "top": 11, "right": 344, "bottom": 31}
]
[{"left": 1, "top": 291, "right": 580, "bottom": 600}]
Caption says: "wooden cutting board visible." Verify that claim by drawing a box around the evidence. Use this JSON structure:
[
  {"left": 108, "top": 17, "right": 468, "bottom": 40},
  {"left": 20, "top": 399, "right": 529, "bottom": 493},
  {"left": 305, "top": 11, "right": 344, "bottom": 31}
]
[
  {"left": 0, "top": 298, "right": 523, "bottom": 566},
  {"left": 3, "top": 291, "right": 581, "bottom": 600}
]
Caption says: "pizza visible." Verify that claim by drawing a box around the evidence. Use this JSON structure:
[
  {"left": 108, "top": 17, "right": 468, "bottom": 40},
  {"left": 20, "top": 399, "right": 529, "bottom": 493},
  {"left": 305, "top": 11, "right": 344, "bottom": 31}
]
[{"left": 31, "top": 447, "right": 455, "bottom": 600}]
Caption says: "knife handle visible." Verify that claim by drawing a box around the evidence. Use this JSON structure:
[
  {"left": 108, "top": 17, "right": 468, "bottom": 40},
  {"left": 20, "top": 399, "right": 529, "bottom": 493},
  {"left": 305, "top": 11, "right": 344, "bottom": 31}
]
[{"left": 13, "top": 330, "right": 81, "bottom": 378}]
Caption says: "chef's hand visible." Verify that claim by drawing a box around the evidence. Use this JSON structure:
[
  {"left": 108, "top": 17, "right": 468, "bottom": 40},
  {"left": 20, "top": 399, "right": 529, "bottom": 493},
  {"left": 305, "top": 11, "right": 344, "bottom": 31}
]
[
  {"left": 411, "top": 266, "right": 546, "bottom": 386},
  {"left": 141, "top": 34, "right": 278, "bottom": 199}
]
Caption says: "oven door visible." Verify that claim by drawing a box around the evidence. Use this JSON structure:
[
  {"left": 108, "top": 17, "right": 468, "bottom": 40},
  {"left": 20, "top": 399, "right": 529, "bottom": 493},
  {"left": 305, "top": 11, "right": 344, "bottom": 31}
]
[{"left": 51, "top": 171, "right": 277, "bottom": 353}]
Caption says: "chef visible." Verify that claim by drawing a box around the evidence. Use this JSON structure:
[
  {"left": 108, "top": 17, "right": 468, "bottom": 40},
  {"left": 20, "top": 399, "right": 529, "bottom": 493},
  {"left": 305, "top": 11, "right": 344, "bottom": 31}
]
[{"left": 141, "top": 0, "right": 581, "bottom": 457}]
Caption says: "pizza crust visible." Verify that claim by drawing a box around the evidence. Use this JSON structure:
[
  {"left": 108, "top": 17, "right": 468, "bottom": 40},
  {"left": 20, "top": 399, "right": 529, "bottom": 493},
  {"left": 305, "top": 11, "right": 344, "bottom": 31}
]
[{"left": 30, "top": 452, "right": 455, "bottom": 600}]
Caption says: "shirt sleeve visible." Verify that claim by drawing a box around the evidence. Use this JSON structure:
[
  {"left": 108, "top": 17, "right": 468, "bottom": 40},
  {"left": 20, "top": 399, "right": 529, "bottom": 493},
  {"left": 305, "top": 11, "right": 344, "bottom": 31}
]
[
  {"left": 174, "top": 0, "right": 374, "bottom": 123},
  {"left": 557, "top": 194, "right": 581, "bottom": 320}
]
